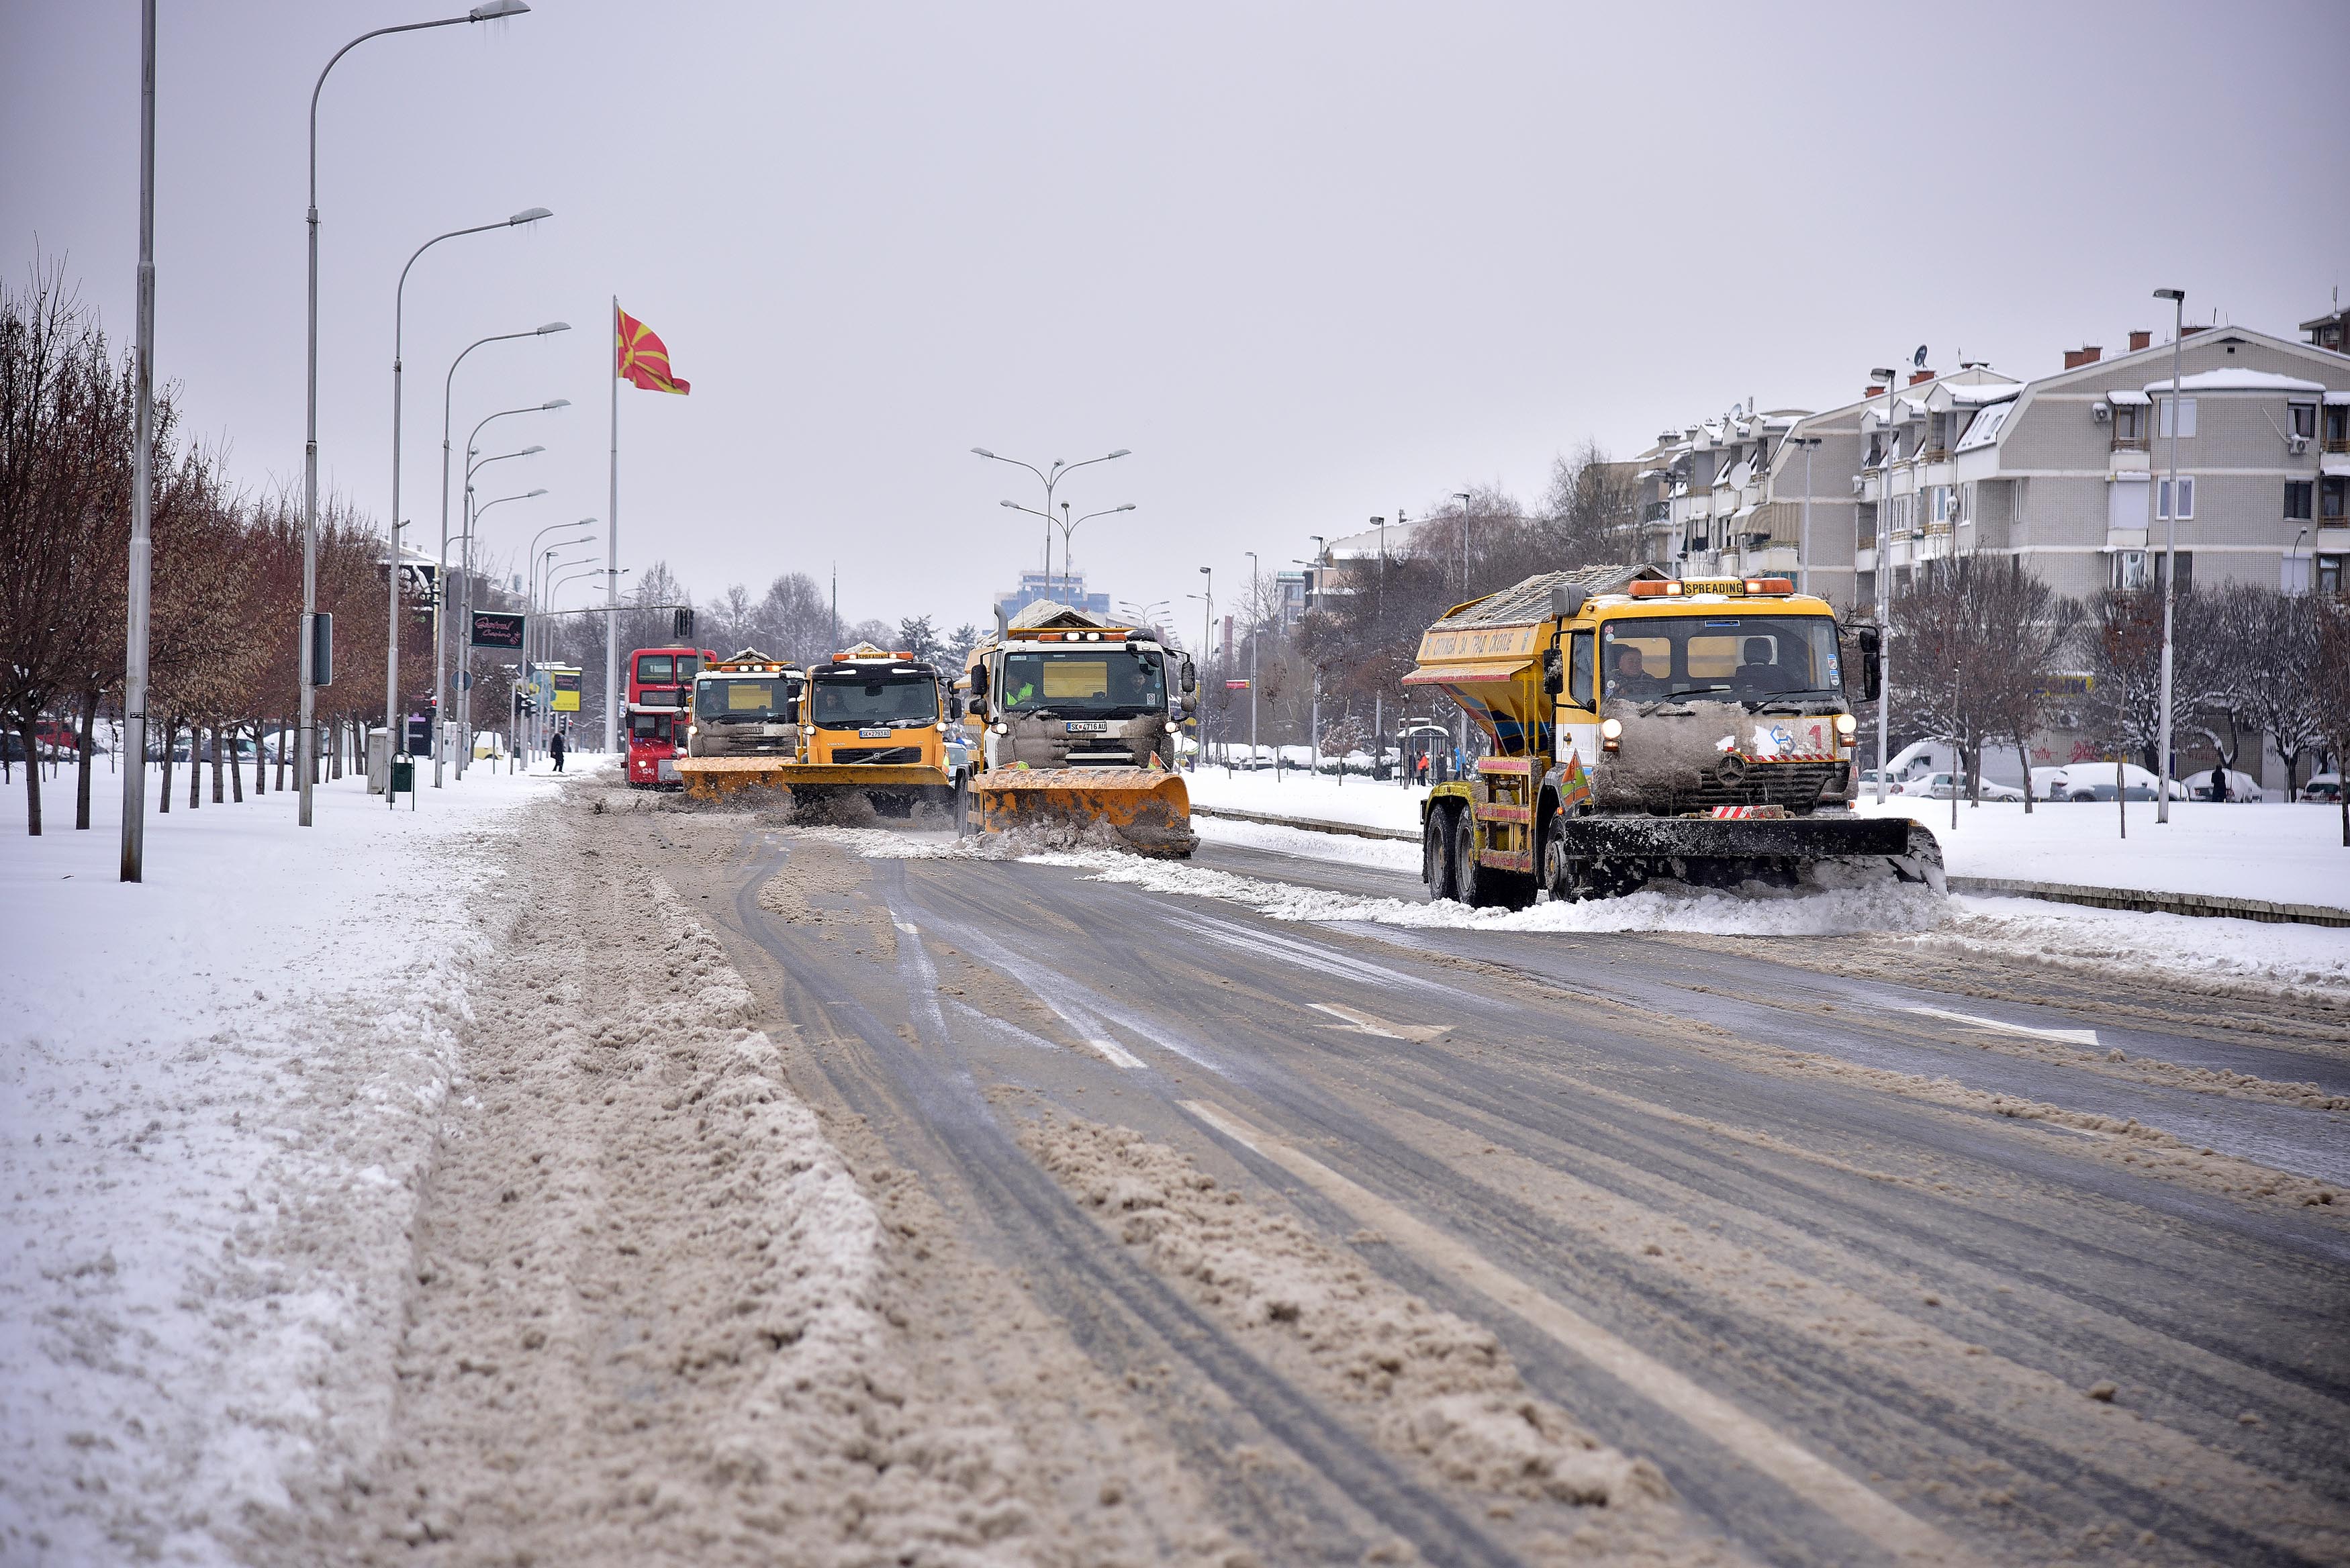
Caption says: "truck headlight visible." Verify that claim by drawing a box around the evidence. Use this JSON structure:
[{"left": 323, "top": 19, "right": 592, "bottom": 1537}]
[
  {"left": 991, "top": 722, "right": 1008, "bottom": 736},
  {"left": 1834, "top": 713, "right": 1857, "bottom": 738},
  {"left": 1165, "top": 721, "right": 1179, "bottom": 734},
  {"left": 1599, "top": 717, "right": 1622, "bottom": 752}
]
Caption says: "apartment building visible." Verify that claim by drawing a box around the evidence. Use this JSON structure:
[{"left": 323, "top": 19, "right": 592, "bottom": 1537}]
[{"left": 1633, "top": 316, "right": 2350, "bottom": 606}]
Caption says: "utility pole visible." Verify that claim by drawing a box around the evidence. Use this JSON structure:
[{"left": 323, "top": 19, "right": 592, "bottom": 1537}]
[
  {"left": 2154, "top": 287, "right": 2186, "bottom": 824},
  {"left": 1452, "top": 491, "right": 1471, "bottom": 759},
  {"left": 1245, "top": 551, "right": 1260, "bottom": 769},
  {"left": 121, "top": 0, "right": 155, "bottom": 881},
  {"left": 1796, "top": 435, "right": 1820, "bottom": 597},
  {"left": 1869, "top": 366, "right": 1898, "bottom": 803}
]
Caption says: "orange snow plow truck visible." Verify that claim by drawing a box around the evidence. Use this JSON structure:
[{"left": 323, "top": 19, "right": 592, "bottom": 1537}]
[
  {"left": 674, "top": 643, "right": 972, "bottom": 821},
  {"left": 1408, "top": 566, "right": 1942, "bottom": 908}
]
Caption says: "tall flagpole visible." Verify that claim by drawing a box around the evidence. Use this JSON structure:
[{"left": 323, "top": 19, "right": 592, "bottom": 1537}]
[{"left": 605, "top": 295, "right": 620, "bottom": 755}]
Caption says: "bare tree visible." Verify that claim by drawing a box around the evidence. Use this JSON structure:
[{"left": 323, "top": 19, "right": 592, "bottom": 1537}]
[
  {"left": 2216, "top": 585, "right": 2323, "bottom": 796},
  {"left": 2313, "top": 599, "right": 2350, "bottom": 844}
]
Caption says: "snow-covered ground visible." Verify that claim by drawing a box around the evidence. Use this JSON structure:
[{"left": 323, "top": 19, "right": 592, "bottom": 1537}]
[
  {"left": 1183, "top": 765, "right": 2349, "bottom": 913},
  {"left": 0, "top": 757, "right": 573, "bottom": 1564}
]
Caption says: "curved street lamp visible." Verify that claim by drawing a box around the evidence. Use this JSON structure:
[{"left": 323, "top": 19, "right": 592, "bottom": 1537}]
[
  {"left": 430, "top": 325, "right": 567, "bottom": 785},
  {"left": 385, "top": 206, "right": 551, "bottom": 756},
  {"left": 301, "top": 0, "right": 534, "bottom": 824},
  {"left": 972, "top": 446, "right": 1129, "bottom": 597},
  {"left": 453, "top": 485, "right": 546, "bottom": 778}
]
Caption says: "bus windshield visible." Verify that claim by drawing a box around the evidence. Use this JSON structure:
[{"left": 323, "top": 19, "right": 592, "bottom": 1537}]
[
  {"left": 809, "top": 674, "right": 937, "bottom": 728},
  {"left": 627, "top": 710, "right": 675, "bottom": 742},
  {"left": 1599, "top": 616, "right": 1843, "bottom": 704},
  {"left": 696, "top": 677, "right": 797, "bottom": 722},
  {"left": 998, "top": 648, "right": 1165, "bottom": 717}
]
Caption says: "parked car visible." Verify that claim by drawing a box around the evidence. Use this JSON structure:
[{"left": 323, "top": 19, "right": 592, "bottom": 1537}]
[
  {"left": 2180, "top": 767, "right": 2263, "bottom": 801},
  {"left": 1898, "top": 771, "right": 2024, "bottom": 801},
  {"left": 2302, "top": 773, "right": 2343, "bottom": 803},
  {"left": 2038, "top": 761, "right": 2188, "bottom": 802}
]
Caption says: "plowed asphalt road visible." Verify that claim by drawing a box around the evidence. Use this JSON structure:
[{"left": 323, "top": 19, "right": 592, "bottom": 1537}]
[{"left": 409, "top": 784, "right": 2350, "bottom": 1568}]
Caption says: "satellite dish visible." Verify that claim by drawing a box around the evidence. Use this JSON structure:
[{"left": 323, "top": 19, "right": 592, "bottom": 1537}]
[{"left": 1913, "top": 344, "right": 1929, "bottom": 368}]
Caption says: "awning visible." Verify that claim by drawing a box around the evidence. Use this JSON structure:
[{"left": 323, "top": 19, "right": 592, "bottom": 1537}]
[
  {"left": 2104, "top": 389, "right": 2152, "bottom": 407},
  {"left": 2326, "top": 390, "right": 2350, "bottom": 406},
  {"left": 1402, "top": 658, "right": 1533, "bottom": 687}
]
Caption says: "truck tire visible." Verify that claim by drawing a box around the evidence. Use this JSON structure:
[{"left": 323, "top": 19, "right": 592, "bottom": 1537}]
[
  {"left": 951, "top": 769, "right": 972, "bottom": 837},
  {"left": 1423, "top": 804, "right": 1460, "bottom": 901}
]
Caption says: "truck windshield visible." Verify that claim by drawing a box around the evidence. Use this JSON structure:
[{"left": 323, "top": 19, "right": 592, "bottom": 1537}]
[
  {"left": 809, "top": 674, "right": 937, "bottom": 728},
  {"left": 696, "top": 677, "right": 796, "bottom": 722},
  {"left": 999, "top": 648, "right": 1165, "bottom": 717},
  {"left": 1600, "top": 616, "right": 1843, "bottom": 703}
]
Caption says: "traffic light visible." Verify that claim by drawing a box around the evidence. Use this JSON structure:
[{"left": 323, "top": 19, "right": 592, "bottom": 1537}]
[{"left": 673, "top": 606, "right": 695, "bottom": 640}]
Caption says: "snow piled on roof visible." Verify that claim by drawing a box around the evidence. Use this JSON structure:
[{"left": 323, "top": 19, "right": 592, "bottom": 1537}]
[
  {"left": 2145, "top": 368, "right": 2326, "bottom": 394},
  {"left": 1433, "top": 565, "right": 1666, "bottom": 629}
]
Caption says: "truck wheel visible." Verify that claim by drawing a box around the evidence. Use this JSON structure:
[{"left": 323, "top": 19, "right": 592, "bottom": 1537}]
[
  {"left": 1423, "top": 805, "right": 1459, "bottom": 901},
  {"left": 952, "top": 770, "right": 972, "bottom": 837}
]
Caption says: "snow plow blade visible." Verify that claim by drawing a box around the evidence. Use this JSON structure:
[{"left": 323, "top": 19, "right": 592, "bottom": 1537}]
[
  {"left": 674, "top": 756, "right": 795, "bottom": 799},
  {"left": 975, "top": 769, "right": 1197, "bottom": 858}
]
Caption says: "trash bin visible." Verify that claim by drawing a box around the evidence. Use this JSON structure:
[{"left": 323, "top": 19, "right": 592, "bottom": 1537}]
[{"left": 389, "top": 756, "right": 414, "bottom": 808}]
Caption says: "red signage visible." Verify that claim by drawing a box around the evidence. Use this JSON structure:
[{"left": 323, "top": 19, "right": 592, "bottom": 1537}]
[{"left": 1225, "top": 679, "right": 1251, "bottom": 689}]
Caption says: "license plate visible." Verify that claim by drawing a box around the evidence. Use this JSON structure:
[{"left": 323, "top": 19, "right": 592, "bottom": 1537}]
[
  {"left": 859, "top": 727, "right": 891, "bottom": 738},
  {"left": 1064, "top": 721, "right": 1108, "bottom": 734},
  {"left": 656, "top": 758, "right": 679, "bottom": 781}
]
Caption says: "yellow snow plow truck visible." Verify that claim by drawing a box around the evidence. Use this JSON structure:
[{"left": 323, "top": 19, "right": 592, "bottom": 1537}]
[
  {"left": 676, "top": 642, "right": 971, "bottom": 821},
  {"left": 962, "top": 603, "right": 1197, "bottom": 856},
  {"left": 1407, "top": 567, "right": 1942, "bottom": 908},
  {"left": 669, "top": 649, "right": 805, "bottom": 796}
]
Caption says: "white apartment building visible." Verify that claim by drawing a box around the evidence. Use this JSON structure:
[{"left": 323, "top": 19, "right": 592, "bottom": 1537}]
[{"left": 1632, "top": 315, "right": 2350, "bottom": 609}]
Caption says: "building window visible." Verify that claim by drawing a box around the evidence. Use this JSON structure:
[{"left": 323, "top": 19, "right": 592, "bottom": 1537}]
[
  {"left": 2290, "top": 402, "right": 2317, "bottom": 440},
  {"left": 2324, "top": 476, "right": 2349, "bottom": 521},
  {"left": 2283, "top": 552, "right": 2311, "bottom": 595},
  {"left": 2110, "top": 550, "right": 2151, "bottom": 591},
  {"left": 2157, "top": 476, "right": 2195, "bottom": 520},
  {"left": 2114, "top": 404, "right": 2145, "bottom": 443},
  {"left": 2286, "top": 480, "right": 2314, "bottom": 521},
  {"left": 2157, "top": 395, "right": 2197, "bottom": 439},
  {"left": 2319, "top": 554, "right": 2347, "bottom": 595}
]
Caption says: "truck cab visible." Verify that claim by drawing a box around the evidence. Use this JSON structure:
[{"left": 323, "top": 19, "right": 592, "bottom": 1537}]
[
  {"left": 686, "top": 650, "right": 804, "bottom": 758},
  {"left": 964, "top": 607, "right": 1193, "bottom": 773}
]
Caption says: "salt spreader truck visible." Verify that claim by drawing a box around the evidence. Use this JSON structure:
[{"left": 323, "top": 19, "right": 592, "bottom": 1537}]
[
  {"left": 961, "top": 603, "right": 1197, "bottom": 856},
  {"left": 1409, "top": 566, "right": 1942, "bottom": 908}
]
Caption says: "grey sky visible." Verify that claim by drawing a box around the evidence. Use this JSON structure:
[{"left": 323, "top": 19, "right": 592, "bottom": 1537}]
[{"left": 7, "top": 1, "right": 2346, "bottom": 643}]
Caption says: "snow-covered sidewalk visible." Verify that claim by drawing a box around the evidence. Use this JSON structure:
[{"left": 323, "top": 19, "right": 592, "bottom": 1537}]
[
  {"left": 1183, "top": 766, "right": 2349, "bottom": 914},
  {"left": 0, "top": 757, "right": 572, "bottom": 1564}
]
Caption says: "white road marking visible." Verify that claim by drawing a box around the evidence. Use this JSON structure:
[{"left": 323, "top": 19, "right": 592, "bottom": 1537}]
[
  {"left": 1180, "top": 1098, "right": 1980, "bottom": 1568},
  {"left": 1309, "top": 1001, "right": 1448, "bottom": 1042},
  {"left": 1905, "top": 1006, "right": 2099, "bottom": 1048},
  {"left": 894, "top": 920, "right": 921, "bottom": 934},
  {"left": 1088, "top": 1037, "right": 1145, "bottom": 1071}
]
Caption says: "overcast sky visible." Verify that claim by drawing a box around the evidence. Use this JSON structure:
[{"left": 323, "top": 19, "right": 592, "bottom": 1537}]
[{"left": 7, "top": 1, "right": 2346, "bottom": 642}]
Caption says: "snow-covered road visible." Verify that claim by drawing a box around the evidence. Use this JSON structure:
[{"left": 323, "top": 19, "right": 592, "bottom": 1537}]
[{"left": 7, "top": 768, "right": 2347, "bottom": 1567}]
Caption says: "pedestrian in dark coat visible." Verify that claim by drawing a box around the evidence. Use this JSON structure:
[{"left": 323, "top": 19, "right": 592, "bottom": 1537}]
[{"left": 550, "top": 729, "right": 567, "bottom": 773}]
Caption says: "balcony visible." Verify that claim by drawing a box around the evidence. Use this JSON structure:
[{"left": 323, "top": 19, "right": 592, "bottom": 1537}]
[{"left": 2111, "top": 436, "right": 2150, "bottom": 453}]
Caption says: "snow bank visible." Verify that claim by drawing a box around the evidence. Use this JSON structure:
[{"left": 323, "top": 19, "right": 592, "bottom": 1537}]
[
  {"left": 0, "top": 763, "right": 559, "bottom": 1564},
  {"left": 1859, "top": 797, "right": 2349, "bottom": 912},
  {"left": 1189, "top": 765, "right": 2348, "bottom": 913},
  {"left": 1186, "top": 767, "right": 1427, "bottom": 833}
]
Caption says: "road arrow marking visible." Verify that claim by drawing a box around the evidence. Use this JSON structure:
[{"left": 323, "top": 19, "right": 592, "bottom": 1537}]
[
  {"left": 1905, "top": 1006, "right": 2099, "bottom": 1047},
  {"left": 1309, "top": 1002, "right": 1449, "bottom": 1042}
]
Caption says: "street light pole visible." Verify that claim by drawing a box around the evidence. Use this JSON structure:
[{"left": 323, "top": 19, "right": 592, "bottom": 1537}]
[
  {"left": 1795, "top": 435, "right": 1821, "bottom": 597},
  {"left": 455, "top": 487, "right": 546, "bottom": 775},
  {"left": 1452, "top": 491, "right": 1472, "bottom": 758},
  {"left": 121, "top": 0, "right": 156, "bottom": 880},
  {"left": 1869, "top": 366, "right": 1899, "bottom": 803},
  {"left": 2155, "top": 286, "right": 2186, "bottom": 824},
  {"left": 431, "top": 332, "right": 567, "bottom": 787},
  {"left": 303, "top": 0, "right": 532, "bottom": 826},
  {"left": 1196, "top": 567, "right": 1211, "bottom": 767},
  {"left": 1244, "top": 550, "right": 1260, "bottom": 769},
  {"left": 385, "top": 207, "right": 549, "bottom": 763},
  {"left": 971, "top": 447, "right": 1130, "bottom": 600},
  {"left": 526, "top": 520, "right": 594, "bottom": 761}
]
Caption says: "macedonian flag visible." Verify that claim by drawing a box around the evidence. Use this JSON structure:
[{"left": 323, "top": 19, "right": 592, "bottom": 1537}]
[{"left": 616, "top": 305, "right": 690, "bottom": 394}]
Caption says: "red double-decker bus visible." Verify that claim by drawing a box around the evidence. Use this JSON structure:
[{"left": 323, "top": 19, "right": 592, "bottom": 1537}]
[{"left": 625, "top": 644, "right": 714, "bottom": 788}]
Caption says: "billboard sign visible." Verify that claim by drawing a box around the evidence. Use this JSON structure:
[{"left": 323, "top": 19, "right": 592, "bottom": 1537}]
[
  {"left": 549, "top": 665, "right": 583, "bottom": 712},
  {"left": 470, "top": 611, "right": 526, "bottom": 650}
]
